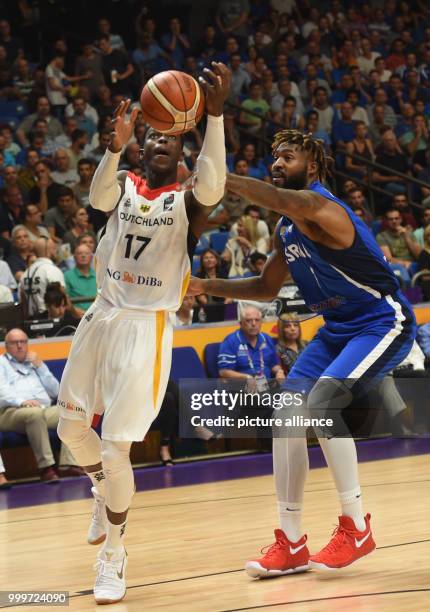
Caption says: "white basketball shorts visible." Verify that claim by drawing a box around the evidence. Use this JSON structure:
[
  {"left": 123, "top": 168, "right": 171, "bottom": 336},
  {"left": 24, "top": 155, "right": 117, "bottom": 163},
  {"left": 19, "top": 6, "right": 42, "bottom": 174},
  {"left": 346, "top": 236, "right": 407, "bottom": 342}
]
[{"left": 58, "top": 296, "right": 173, "bottom": 441}]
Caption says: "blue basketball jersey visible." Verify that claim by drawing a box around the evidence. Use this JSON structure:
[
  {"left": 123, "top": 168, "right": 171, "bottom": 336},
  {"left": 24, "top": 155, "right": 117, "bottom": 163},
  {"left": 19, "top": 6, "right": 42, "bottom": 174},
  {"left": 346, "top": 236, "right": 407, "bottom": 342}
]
[{"left": 278, "top": 181, "right": 401, "bottom": 322}]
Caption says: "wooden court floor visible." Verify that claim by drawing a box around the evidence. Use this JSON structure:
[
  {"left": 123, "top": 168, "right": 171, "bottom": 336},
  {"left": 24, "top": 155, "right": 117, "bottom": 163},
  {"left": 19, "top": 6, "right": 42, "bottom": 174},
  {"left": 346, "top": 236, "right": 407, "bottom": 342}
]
[{"left": 0, "top": 453, "right": 429, "bottom": 611}]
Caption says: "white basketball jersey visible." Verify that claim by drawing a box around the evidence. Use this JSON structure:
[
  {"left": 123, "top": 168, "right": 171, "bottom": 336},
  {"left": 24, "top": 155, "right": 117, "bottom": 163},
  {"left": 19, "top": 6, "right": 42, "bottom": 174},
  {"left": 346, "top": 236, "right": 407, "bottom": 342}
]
[{"left": 95, "top": 173, "right": 190, "bottom": 311}]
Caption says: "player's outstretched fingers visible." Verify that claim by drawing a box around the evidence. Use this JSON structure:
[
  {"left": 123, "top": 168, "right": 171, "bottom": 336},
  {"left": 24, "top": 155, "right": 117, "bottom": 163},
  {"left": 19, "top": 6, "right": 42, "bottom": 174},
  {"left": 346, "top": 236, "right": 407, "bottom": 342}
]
[
  {"left": 129, "top": 107, "right": 140, "bottom": 126},
  {"left": 203, "top": 67, "right": 221, "bottom": 90}
]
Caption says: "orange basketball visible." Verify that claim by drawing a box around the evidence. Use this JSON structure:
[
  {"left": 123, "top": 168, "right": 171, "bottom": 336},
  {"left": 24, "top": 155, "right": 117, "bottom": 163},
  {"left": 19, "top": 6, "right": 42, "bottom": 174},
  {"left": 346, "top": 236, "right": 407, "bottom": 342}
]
[{"left": 140, "top": 70, "right": 205, "bottom": 135}]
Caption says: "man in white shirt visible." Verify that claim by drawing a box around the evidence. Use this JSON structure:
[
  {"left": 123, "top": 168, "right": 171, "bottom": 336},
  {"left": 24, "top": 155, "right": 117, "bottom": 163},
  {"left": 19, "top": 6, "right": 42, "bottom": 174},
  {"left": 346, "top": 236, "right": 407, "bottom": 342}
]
[
  {"left": 20, "top": 238, "right": 65, "bottom": 318},
  {"left": 0, "top": 327, "right": 81, "bottom": 481},
  {"left": 51, "top": 149, "right": 79, "bottom": 186},
  {"left": 357, "top": 38, "right": 379, "bottom": 75}
]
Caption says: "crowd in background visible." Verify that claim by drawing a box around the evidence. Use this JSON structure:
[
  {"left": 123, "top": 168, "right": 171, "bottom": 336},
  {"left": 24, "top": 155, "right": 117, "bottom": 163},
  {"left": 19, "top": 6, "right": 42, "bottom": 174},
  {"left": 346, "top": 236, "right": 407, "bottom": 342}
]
[{"left": 0, "top": 0, "right": 430, "bottom": 323}]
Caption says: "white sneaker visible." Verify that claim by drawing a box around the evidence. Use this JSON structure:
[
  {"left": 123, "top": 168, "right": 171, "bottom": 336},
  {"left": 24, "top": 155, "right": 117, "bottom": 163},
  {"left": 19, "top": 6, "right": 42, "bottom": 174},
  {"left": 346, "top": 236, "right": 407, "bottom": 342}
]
[
  {"left": 93, "top": 548, "right": 127, "bottom": 604},
  {"left": 87, "top": 487, "right": 107, "bottom": 545}
]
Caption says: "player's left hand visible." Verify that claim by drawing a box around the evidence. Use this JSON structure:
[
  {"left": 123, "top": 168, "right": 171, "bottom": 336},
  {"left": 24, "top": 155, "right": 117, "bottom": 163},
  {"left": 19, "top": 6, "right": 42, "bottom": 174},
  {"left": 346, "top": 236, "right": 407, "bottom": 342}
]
[{"left": 199, "top": 62, "right": 231, "bottom": 117}]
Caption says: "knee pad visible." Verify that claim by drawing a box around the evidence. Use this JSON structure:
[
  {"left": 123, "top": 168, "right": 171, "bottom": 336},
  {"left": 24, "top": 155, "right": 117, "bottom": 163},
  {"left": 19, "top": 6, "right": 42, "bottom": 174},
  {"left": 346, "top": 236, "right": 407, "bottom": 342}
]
[
  {"left": 101, "top": 441, "right": 131, "bottom": 477},
  {"left": 57, "top": 417, "right": 89, "bottom": 446}
]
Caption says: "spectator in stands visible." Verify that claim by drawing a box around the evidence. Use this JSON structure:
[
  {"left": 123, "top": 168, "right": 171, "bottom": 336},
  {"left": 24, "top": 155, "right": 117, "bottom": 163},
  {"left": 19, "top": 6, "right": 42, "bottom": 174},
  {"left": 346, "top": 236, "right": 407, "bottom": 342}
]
[
  {"left": 367, "top": 88, "right": 397, "bottom": 128},
  {"left": 233, "top": 143, "right": 270, "bottom": 182},
  {"left": 175, "top": 295, "right": 196, "bottom": 326},
  {"left": 72, "top": 158, "right": 95, "bottom": 208},
  {"left": 28, "top": 161, "right": 63, "bottom": 214},
  {"left": 22, "top": 203, "right": 50, "bottom": 243},
  {"left": 44, "top": 186, "right": 77, "bottom": 241},
  {"left": 376, "top": 209, "right": 421, "bottom": 283},
  {"left": 346, "top": 189, "right": 374, "bottom": 225},
  {"left": 0, "top": 258, "right": 16, "bottom": 290},
  {"left": 161, "top": 17, "right": 190, "bottom": 71},
  {"left": 7, "top": 225, "right": 33, "bottom": 282},
  {"left": 312, "top": 87, "right": 334, "bottom": 134},
  {"left": 345, "top": 121, "right": 374, "bottom": 178},
  {"left": 0, "top": 185, "right": 24, "bottom": 238},
  {"left": 17, "top": 148, "right": 39, "bottom": 194},
  {"left": 64, "top": 243, "right": 96, "bottom": 315},
  {"left": 39, "top": 282, "right": 79, "bottom": 337},
  {"left": 0, "top": 19, "right": 23, "bottom": 62},
  {"left": 89, "top": 128, "right": 111, "bottom": 165},
  {"left": 384, "top": 194, "right": 418, "bottom": 230},
  {"left": 216, "top": 0, "right": 250, "bottom": 45},
  {"left": 97, "top": 17, "right": 125, "bottom": 51},
  {"left": 276, "top": 313, "right": 308, "bottom": 375},
  {"left": 66, "top": 129, "right": 89, "bottom": 170},
  {"left": 417, "top": 226, "right": 430, "bottom": 300},
  {"left": 98, "top": 34, "right": 134, "bottom": 97},
  {"left": 16, "top": 96, "right": 63, "bottom": 147},
  {"left": 20, "top": 238, "right": 65, "bottom": 318},
  {"left": 399, "top": 113, "right": 430, "bottom": 167},
  {"left": 133, "top": 31, "right": 170, "bottom": 80},
  {"left": 368, "top": 104, "right": 388, "bottom": 146},
  {"left": 54, "top": 117, "right": 77, "bottom": 150},
  {"left": 0, "top": 327, "right": 82, "bottom": 481},
  {"left": 243, "top": 251, "right": 268, "bottom": 277},
  {"left": 372, "top": 129, "right": 409, "bottom": 199},
  {"left": 228, "top": 53, "right": 251, "bottom": 103},
  {"left": 417, "top": 149, "right": 430, "bottom": 206},
  {"left": 221, "top": 157, "right": 253, "bottom": 222},
  {"left": 2, "top": 166, "right": 20, "bottom": 193},
  {"left": 68, "top": 96, "right": 97, "bottom": 140},
  {"left": 332, "top": 102, "right": 356, "bottom": 150},
  {"left": 222, "top": 215, "right": 267, "bottom": 277},
  {"left": 195, "top": 249, "right": 228, "bottom": 306},
  {"left": 1, "top": 125, "right": 20, "bottom": 160},
  {"left": 45, "top": 54, "right": 81, "bottom": 120},
  {"left": 303, "top": 110, "right": 331, "bottom": 151},
  {"left": 13, "top": 57, "right": 34, "bottom": 102},
  {"left": 62, "top": 207, "right": 92, "bottom": 252},
  {"left": 150, "top": 380, "right": 180, "bottom": 466},
  {"left": 51, "top": 149, "right": 79, "bottom": 187},
  {"left": 413, "top": 207, "right": 430, "bottom": 247},
  {"left": 239, "top": 82, "right": 270, "bottom": 135},
  {"left": 75, "top": 42, "right": 105, "bottom": 100},
  {"left": 218, "top": 306, "right": 284, "bottom": 386}
]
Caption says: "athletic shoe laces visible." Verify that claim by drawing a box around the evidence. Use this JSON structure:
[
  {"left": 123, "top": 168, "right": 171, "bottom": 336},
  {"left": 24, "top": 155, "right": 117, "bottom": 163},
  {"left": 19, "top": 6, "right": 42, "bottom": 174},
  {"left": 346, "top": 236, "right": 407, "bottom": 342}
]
[
  {"left": 93, "top": 558, "right": 120, "bottom": 585},
  {"left": 260, "top": 533, "right": 287, "bottom": 558},
  {"left": 322, "top": 523, "right": 357, "bottom": 554}
]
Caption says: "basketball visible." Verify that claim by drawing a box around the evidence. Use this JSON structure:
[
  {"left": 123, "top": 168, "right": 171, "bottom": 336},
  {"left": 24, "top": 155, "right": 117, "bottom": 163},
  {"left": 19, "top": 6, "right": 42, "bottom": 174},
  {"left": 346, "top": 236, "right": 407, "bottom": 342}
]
[{"left": 140, "top": 70, "right": 205, "bottom": 135}]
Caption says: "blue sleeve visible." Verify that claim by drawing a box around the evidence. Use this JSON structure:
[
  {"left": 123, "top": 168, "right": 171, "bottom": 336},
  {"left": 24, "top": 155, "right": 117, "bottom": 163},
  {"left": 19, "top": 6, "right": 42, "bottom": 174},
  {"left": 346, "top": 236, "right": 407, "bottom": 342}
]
[{"left": 217, "top": 335, "right": 237, "bottom": 370}]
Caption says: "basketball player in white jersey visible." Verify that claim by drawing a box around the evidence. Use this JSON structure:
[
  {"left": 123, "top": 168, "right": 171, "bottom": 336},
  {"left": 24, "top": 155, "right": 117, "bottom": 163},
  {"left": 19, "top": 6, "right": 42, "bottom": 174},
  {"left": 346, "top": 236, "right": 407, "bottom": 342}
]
[{"left": 56, "top": 62, "right": 231, "bottom": 604}]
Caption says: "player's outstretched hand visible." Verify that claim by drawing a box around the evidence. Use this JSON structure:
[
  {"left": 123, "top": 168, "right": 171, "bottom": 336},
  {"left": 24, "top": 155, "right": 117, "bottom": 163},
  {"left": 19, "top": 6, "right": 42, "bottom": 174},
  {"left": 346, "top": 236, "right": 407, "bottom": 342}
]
[
  {"left": 186, "top": 277, "right": 207, "bottom": 296},
  {"left": 199, "top": 61, "right": 231, "bottom": 117},
  {"left": 109, "top": 99, "right": 140, "bottom": 153}
]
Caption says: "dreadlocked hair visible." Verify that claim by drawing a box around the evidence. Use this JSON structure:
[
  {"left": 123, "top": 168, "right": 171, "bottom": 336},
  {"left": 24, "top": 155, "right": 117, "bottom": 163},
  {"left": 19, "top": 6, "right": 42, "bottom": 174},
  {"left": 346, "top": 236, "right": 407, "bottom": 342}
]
[{"left": 272, "top": 129, "right": 334, "bottom": 182}]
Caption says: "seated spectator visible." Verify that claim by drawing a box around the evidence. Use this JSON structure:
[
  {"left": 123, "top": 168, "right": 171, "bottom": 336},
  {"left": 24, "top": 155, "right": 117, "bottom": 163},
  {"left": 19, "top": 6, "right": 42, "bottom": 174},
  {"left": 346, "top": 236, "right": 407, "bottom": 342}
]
[
  {"left": 51, "top": 149, "right": 79, "bottom": 187},
  {"left": 68, "top": 96, "right": 97, "bottom": 141},
  {"left": 69, "top": 158, "right": 93, "bottom": 209},
  {"left": 44, "top": 186, "right": 78, "bottom": 241},
  {"left": 94, "top": 85, "right": 114, "bottom": 120},
  {"left": 239, "top": 83, "right": 270, "bottom": 135},
  {"left": 13, "top": 57, "right": 35, "bottom": 103},
  {"left": 40, "top": 282, "right": 79, "bottom": 336},
  {"left": 279, "top": 96, "right": 305, "bottom": 130},
  {"left": 220, "top": 157, "right": 253, "bottom": 222},
  {"left": 17, "top": 148, "right": 39, "bottom": 194},
  {"left": 175, "top": 295, "right": 196, "bottom": 326},
  {"left": 0, "top": 185, "right": 24, "bottom": 238},
  {"left": 89, "top": 129, "right": 111, "bottom": 166},
  {"left": 303, "top": 110, "right": 331, "bottom": 152},
  {"left": 230, "top": 204, "right": 270, "bottom": 244},
  {"left": 195, "top": 249, "right": 228, "bottom": 306},
  {"left": 66, "top": 129, "right": 89, "bottom": 170},
  {"left": 376, "top": 209, "right": 421, "bottom": 283},
  {"left": 346, "top": 189, "right": 374, "bottom": 226},
  {"left": 345, "top": 121, "right": 374, "bottom": 178},
  {"left": 332, "top": 102, "right": 356, "bottom": 151},
  {"left": 0, "top": 259, "right": 16, "bottom": 291},
  {"left": 7, "top": 225, "right": 33, "bottom": 281},
  {"left": 20, "top": 238, "right": 65, "bottom": 318},
  {"left": 276, "top": 313, "right": 308, "bottom": 375},
  {"left": 416, "top": 226, "right": 430, "bottom": 300},
  {"left": 150, "top": 380, "right": 180, "bottom": 466},
  {"left": 413, "top": 207, "right": 430, "bottom": 248},
  {"left": 16, "top": 96, "right": 63, "bottom": 148},
  {"left": 218, "top": 306, "right": 284, "bottom": 385},
  {"left": 119, "top": 143, "right": 140, "bottom": 171},
  {"left": 368, "top": 104, "right": 389, "bottom": 147},
  {"left": 228, "top": 53, "right": 251, "bottom": 103},
  {"left": 0, "top": 328, "right": 82, "bottom": 481},
  {"left": 64, "top": 243, "right": 96, "bottom": 315},
  {"left": 312, "top": 86, "right": 335, "bottom": 134},
  {"left": 62, "top": 207, "right": 92, "bottom": 252},
  {"left": 54, "top": 117, "right": 78, "bottom": 150},
  {"left": 399, "top": 113, "right": 430, "bottom": 162},
  {"left": 222, "top": 215, "right": 267, "bottom": 277},
  {"left": 381, "top": 194, "right": 417, "bottom": 231},
  {"left": 347, "top": 90, "right": 370, "bottom": 126},
  {"left": 28, "top": 161, "right": 63, "bottom": 213},
  {"left": 242, "top": 251, "right": 268, "bottom": 277},
  {"left": 97, "top": 16, "right": 125, "bottom": 51},
  {"left": 133, "top": 32, "right": 170, "bottom": 80},
  {"left": 367, "top": 88, "right": 397, "bottom": 128},
  {"left": 230, "top": 143, "right": 270, "bottom": 182},
  {"left": 372, "top": 130, "right": 409, "bottom": 200},
  {"left": 271, "top": 77, "right": 303, "bottom": 115},
  {"left": 1, "top": 166, "right": 20, "bottom": 194}
]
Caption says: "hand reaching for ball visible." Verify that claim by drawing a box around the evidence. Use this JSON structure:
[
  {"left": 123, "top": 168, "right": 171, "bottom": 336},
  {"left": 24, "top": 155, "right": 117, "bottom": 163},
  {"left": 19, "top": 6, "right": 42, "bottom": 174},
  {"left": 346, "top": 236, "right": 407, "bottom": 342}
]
[
  {"left": 109, "top": 99, "right": 140, "bottom": 153},
  {"left": 199, "top": 62, "right": 231, "bottom": 117}
]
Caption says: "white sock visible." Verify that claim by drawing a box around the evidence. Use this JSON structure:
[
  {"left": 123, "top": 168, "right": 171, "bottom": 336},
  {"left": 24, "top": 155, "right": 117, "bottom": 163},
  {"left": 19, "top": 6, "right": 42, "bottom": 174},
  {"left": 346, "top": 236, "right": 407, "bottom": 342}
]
[
  {"left": 87, "top": 469, "right": 106, "bottom": 498},
  {"left": 318, "top": 436, "right": 366, "bottom": 531},
  {"left": 101, "top": 520, "right": 127, "bottom": 557},
  {"left": 339, "top": 487, "right": 366, "bottom": 531},
  {"left": 278, "top": 501, "right": 303, "bottom": 542}
]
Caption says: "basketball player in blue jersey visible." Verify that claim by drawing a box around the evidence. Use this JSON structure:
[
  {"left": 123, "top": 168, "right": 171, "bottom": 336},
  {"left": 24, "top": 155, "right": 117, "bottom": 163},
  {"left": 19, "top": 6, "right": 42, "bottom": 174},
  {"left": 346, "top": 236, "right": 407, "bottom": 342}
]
[
  {"left": 188, "top": 130, "right": 416, "bottom": 575},
  {"left": 56, "top": 62, "right": 231, "bottom": 604}
]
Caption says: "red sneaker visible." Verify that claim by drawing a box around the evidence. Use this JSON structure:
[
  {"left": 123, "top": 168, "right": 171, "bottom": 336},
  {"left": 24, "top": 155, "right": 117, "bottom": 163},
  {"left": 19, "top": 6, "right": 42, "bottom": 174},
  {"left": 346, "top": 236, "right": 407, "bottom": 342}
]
[
  {"left": 245, "top": 530, "right": 310, "bottom": 578},
  {"left": 309, "top": 513, "right": 375, "bottom": 571}
]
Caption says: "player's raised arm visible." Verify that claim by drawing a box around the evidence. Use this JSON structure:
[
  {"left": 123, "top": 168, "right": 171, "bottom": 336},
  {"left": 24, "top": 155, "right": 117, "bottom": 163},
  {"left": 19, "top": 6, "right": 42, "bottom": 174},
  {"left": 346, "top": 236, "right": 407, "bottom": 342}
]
[
  {"left": 89, "top": 99, "right": 139, "bottom": 212},
  {"left": 185, "top": 62, "right": 231, "bottom": 223},
  {"left": 187, "top": 227, "right": 289, "bottom": 301}
]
